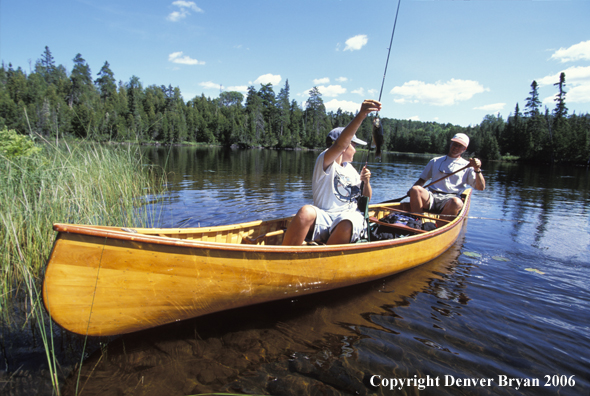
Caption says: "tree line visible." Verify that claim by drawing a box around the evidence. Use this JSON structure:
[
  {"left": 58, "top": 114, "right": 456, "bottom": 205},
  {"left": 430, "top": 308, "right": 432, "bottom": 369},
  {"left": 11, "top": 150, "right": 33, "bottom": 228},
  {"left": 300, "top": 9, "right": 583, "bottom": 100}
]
[{"left": 1, "top": 47, "right": 588, "bottom": 164}]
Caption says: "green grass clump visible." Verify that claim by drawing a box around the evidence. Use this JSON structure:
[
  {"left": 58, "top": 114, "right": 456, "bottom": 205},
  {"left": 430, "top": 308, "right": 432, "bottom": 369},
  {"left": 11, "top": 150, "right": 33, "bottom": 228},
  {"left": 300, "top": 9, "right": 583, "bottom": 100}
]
[{"left": 0, "top": 133, "right": 165, "bottom": 316}]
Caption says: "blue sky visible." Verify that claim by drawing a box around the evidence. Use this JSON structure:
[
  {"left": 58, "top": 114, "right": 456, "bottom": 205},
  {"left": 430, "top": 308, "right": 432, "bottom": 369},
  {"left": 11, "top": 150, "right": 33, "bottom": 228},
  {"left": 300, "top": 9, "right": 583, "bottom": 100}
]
[{"left": 1, "top": 0, "right": 589, "bottom": 127}]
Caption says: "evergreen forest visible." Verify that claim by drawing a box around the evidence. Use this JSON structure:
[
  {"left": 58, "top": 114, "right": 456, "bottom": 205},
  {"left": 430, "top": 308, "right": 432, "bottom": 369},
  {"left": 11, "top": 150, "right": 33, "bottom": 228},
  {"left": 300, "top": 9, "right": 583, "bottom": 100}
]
[{"left": 1, "top": 47, "right": 589, "bottom": 164}]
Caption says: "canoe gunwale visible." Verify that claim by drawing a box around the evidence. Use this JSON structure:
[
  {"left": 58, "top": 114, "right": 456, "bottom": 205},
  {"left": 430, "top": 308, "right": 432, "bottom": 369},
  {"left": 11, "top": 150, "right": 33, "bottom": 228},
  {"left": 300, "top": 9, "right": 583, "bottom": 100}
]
[{"left": 51, "top": 190, "right": 472, "bottom": 253}]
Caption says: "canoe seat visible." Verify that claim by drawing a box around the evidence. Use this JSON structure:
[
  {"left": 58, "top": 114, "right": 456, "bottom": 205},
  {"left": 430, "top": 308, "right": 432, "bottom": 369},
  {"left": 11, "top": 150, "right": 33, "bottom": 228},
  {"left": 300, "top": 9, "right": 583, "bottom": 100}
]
[{"left": 242, "top": 229, "right": 286, "bottom": 244}]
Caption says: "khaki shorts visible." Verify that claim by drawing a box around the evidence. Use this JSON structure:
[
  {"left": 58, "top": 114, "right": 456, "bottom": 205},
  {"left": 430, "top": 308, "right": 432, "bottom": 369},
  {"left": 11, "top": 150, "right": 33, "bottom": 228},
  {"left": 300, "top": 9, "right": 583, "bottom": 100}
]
[
  {"left": 428, "top": 191, "right": 460, "bottom": 213},
  {"left": 310, "top": 206, "right": 366, "bottom": 243}
]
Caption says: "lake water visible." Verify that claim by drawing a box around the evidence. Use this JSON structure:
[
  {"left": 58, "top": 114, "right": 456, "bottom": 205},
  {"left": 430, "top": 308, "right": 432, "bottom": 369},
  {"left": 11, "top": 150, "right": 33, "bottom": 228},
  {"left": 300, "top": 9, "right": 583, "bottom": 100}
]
[{"left": 58, "top": 147, "right": 590, "bottom": 395}]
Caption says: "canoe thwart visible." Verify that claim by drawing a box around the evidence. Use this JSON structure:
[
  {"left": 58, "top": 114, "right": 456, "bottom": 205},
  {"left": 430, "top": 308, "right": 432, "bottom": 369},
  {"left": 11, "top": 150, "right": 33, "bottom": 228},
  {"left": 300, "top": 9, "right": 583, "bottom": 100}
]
[{"left": 242, "top": 228, "right": 286, "bottom": 244}]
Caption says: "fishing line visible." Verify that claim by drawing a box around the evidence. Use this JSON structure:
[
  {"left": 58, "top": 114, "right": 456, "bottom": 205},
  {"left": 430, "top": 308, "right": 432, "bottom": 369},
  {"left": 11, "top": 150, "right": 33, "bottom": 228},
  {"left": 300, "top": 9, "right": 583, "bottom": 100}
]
[
  {"left": 434, "top": 214, "right": 529, "bottom": 223},
  {"left": 359, "top": 0, "right": 402, "bottom": 171}
]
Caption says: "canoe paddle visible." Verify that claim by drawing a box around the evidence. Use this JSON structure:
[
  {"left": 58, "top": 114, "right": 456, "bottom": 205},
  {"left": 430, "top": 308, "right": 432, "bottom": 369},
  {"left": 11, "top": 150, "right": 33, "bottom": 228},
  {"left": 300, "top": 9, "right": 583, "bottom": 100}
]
[{"left": 380, "top": 164, "right": 471, "bottom": 204}]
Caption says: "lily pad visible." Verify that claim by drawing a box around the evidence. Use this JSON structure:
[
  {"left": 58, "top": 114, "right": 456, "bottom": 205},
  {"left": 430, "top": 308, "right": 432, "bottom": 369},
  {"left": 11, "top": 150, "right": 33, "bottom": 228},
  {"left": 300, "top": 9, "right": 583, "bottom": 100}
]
[
  {"left": 463, "top": 251, "right": 482, "bottom": 258},
  {"left": 492, "top": 256, "right": 510, "bottom": 262},
  {"left": 525, "top": 268, "right": 545, "bottom": 275}
]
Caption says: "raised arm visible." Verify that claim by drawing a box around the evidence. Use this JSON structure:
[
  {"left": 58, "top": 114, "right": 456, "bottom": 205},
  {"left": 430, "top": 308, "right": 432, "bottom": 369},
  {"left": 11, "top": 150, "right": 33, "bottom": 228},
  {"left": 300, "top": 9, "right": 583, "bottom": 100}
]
[{"left": 323, "top": 99, "right": 381, "bottom": 170}]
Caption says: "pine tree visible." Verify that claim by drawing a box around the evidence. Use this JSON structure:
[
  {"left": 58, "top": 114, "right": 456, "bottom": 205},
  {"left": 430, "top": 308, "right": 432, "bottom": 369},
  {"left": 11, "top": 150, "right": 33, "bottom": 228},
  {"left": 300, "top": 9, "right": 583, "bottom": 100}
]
[
  {"left": 258, "top": 83, "right": 277, "bottom": 146},
  {"left": 550, "top": 73, "right": 570, "bottom": 161},
  {"left": 553, "top": 72, "right": 568, "bottom": 119},
  {"left": 95, "top": 61, "right": 116, "bottom": 102},
  {"left": 36, "top": 46, "right": 57, "bottom": 85},
  {"left": 245, "top": 86, "right": 264, "bottom": 145},
  {"left": 289, "top": 99, "right": 303, "bottom": 147},
  {"left": 524, "top": 81, "right": 541, "bottom": 118},
  {"left": 68, "top": 53, "right": 94, "bottom": 107},
  {"left": 305, "top": 86, "right": 326, "bottom": 147},
  {"left": 276, "top": 80, "right": 291, "bottom": 146}
]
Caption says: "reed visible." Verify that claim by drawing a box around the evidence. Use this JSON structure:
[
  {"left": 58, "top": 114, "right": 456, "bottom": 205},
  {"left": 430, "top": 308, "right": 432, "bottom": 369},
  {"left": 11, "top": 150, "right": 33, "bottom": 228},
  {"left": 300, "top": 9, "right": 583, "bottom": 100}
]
[
  {"left": 1, "top": 137, "right": 166, "bottom": 393},
  {"left": 0, "top": 139, "right": 165, "bottom": 314}
]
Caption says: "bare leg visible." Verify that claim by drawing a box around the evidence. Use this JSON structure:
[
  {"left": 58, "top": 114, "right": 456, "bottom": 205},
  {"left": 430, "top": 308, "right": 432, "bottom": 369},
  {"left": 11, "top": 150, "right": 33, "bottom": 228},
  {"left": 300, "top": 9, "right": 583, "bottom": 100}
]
[
  {"left": 326, "top": 220, "right": 353, "bottom": 245},
  {"left": 409, "top": 186, "right": 431, "bottom": 214},
  {"left": 438, "top": 197, "right": 463, "bottom": 227},
  {"left": 282, "top": 205, "right": 317, "bottom": 246}
]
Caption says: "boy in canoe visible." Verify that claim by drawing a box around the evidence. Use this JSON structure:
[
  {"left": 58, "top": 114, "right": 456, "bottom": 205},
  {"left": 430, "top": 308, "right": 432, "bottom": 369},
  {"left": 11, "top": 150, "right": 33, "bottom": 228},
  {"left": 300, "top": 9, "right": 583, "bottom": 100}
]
[
  {"left": 408, "top": 133, "right": 485, "bottom": 222},
  {"left": 282, "top": 99, "right": 381, "bottom": 245}
]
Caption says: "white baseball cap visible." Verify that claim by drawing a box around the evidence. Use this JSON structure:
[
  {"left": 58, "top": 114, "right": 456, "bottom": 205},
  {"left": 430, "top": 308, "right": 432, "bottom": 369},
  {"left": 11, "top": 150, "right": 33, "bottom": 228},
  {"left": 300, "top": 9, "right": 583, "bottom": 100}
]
[
  {"left": 326, "top": 127, "right": 367, "bottom": 146},
  {"left": 451, "top": 133, "right": 469, "bottom": 148}
]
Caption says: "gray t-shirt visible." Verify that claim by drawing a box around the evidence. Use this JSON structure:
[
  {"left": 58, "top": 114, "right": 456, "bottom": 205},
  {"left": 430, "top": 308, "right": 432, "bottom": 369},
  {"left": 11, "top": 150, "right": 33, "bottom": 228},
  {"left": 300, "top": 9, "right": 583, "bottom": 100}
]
[{"left": 419, "top": 155, "right": 476, "bottom": 195}]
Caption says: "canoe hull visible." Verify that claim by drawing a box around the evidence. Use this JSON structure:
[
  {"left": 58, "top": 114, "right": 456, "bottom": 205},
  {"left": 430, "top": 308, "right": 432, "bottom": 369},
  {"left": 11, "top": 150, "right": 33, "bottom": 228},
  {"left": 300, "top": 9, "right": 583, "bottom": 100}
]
[{"left": 43, "top": 191, "right": 471, "bottom": 336}]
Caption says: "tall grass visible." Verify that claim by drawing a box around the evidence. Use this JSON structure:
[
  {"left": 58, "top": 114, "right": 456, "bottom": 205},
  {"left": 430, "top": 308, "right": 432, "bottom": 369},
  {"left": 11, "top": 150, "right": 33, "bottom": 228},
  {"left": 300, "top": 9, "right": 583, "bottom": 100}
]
[
  {"left": 1, "top": 138, "right": 166, "bottom": 394},
  {"left": 0, "top": 139, "right": 165, "bottom": 314}
]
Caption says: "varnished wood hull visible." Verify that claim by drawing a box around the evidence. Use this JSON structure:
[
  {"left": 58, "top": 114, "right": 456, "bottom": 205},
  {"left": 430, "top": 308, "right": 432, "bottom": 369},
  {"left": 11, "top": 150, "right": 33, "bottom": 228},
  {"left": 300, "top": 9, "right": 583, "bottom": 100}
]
[{"left": 43, "top": 191, "right": 471, "bottom": 336}]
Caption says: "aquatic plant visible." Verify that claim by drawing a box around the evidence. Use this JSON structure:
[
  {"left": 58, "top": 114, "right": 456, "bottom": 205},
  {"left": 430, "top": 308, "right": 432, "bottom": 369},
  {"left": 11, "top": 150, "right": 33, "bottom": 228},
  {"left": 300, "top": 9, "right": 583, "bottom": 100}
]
[
  {"left": 1, "top": 138, "right": 164, "bottom": 303},
  {"left": 0, "top": 136, "right": 166, "bottom": 393}
]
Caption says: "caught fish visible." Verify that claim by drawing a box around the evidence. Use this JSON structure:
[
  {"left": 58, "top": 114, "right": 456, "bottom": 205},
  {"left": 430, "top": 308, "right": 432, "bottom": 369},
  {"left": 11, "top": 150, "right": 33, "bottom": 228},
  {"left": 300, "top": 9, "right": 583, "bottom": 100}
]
[{"left": 371, "top": 117, "right": 384, "bottom": 161}]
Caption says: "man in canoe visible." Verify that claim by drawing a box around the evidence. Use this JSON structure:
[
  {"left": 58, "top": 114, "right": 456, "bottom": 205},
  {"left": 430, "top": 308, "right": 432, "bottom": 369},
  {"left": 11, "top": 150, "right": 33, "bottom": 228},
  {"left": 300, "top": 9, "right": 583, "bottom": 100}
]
[
  {"left": 408, "top": 133, "right": 485, "bottom": 223},
  {"left": 282, "top": 99, "right": 382, "bottom": 245}
]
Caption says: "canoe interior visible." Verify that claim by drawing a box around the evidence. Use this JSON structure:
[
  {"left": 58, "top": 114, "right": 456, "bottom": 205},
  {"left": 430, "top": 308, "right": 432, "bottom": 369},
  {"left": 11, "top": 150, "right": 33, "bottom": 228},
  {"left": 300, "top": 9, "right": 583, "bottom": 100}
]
[{"left": 84, "top": 202, "right": 442, "bottom": 246}]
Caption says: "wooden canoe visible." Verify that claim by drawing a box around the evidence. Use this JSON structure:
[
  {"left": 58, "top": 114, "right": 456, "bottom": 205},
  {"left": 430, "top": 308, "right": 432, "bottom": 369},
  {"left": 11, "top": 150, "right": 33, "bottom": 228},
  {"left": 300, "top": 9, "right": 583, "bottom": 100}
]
[{"left": 42, "top": 190, "right": 472, "bottom": 336}]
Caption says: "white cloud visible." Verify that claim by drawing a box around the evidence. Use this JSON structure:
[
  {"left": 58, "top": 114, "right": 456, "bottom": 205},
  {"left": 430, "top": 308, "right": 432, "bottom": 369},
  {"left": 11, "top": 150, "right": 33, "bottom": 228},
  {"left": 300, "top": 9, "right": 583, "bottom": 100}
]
[
  {"left": 167, "top": 1, "right": 203, "bottom": 22},
  {"left": 567, "top": 84, "right": 590, "bottom": 104},
  {"left": 542, "top": 84, "right": 590, "bottom": 106},
  {"left": 336, "top": 77, "right": 348, "bottom": 83},
  {"left": 352, "top": 87, "right": 380, "bottom": 98},
  {"left": 167, "top": 11, "right": 183, "bottom": 21},
  {"left": 474, "top": 103, "right": 506, "bottom": 112},
  {"left": 200, "top": 81, "right": 221, "bottom": 90},
  {"left": 316, "top": 85, "right": 346, "bottom": 97},
  {"left": 313, "top": 77, "right": 330, "bottom": 85},
  {"left": 551, "top": 40, "right": 590, "bottom": 63},
  {"left": 253, "top": 73, "right": 282, "bottom": 86},
  {"left": 408, "top": 116, "right": 421, "bottom": 122},
  {"left": 169, "top": 51, "right": 205, "bottom": 65},
  {"left": 390, "top": 79, "right": 488, "bottom": 106},
  {"left": 537, "top": 65, "right": 590, "bottom": 87},
  {"left": 324, "top": 99, "right": 360, "bottom": 113},
  {"left": 344, "top": 35, "right": 368, "bottom": 51},
  {"left": 538, "top": 65, "right": 590, "bottom": 105},
  {"left": 226, "top": 85, "right": 249, "bottom": 93}
]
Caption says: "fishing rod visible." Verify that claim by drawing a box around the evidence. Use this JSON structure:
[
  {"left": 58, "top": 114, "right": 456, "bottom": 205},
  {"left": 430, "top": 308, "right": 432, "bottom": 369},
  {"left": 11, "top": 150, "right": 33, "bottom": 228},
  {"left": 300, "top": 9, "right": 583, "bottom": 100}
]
[
  {"left": 378, "top": 0, "right": 402, "bottom": 104},
  {"left": 360, "top": 0, "right": 402, "bottom": 170}
]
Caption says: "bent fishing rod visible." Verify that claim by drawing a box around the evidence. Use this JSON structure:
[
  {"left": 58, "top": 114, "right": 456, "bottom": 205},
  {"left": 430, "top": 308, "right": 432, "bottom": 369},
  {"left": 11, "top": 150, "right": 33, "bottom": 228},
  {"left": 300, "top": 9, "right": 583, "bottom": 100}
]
[{"left": 359, "top": 0, "right": 402, "bottom": 170}]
